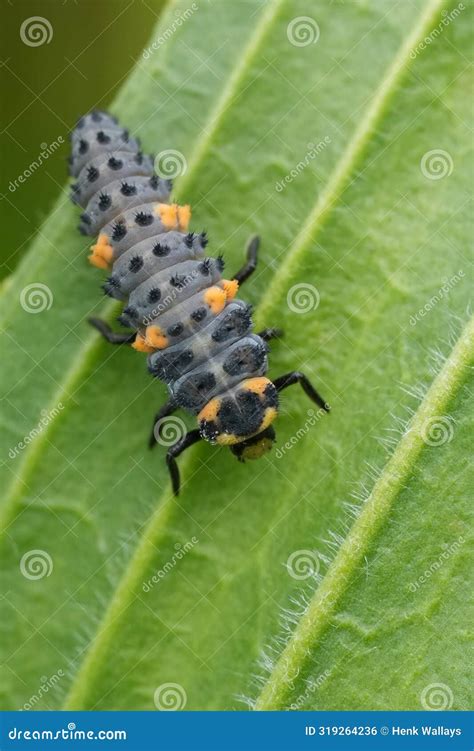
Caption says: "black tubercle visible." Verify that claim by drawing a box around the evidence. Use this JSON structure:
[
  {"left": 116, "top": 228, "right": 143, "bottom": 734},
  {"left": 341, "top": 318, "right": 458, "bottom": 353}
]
[
  {"left": 129, "top": 255, "right": 144, "bottom": 273},
  {"left": 98, "top": 192, "right": 112, "bottom": 211},
  {"left": 199, "top": 258, "right": 212, "bottom": 276},
  {"left": 148, "top": 288, "right": 161, "bottom": 303},
  {"left": 105, "top": 275, "right": 121, "bottom": 289},
  {"left": 168, "top": 323, "right": 184, "bottom": 337},
  {"left": 112, "top": 220, "right": 127, "bottom": 242},
  {"left": 170, "top": 273, "right": 187, "bottom": 289},
  {"left": 152, "top": 242, "right": 170, "bottom": 257},
  {"left": 135, "top": 211, "right": 154, "bottom": 226},
  {"left": 86, "top": 165, "right": 99, "bottom": 182},
  {"left": 122, "top": 305, "right": 138, "bottom": 322},
  {"left": 96, "top": 131, "right": 111, "bottom": 144},
  {"left": 191, "top": 307, "right": 207, "bottom": 322},
  {"left": 120, "top": 181, "right": 137, "bottom": 196},
  {"left": 108, "top": 157, "right": 123, "bottom": 170}
]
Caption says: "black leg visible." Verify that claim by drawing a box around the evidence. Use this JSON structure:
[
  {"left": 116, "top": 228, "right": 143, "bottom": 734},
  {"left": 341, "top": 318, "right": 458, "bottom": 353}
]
[
  {"left": 166, "top": 429, "right": 202, "bottom": 496},
  {"left": 233, "top": 235, "right": 259, "bottom": 285},
  {"left": 148, "top": 400, "right": 178, "bottom": 448},
  {"left": 273, "top": 371, "right": 330, "bottom": 413},
  {"left": 257, "top": 327, "right": 284, "bottom": 342},
  {"left": 89, "top": 317, "right": 136, "bottom": 344}
]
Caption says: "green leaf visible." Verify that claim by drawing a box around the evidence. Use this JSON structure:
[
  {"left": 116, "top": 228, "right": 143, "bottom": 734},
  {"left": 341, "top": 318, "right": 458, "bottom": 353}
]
[{"left": 1, "top": 0, "right": 472, "bottom": 712}]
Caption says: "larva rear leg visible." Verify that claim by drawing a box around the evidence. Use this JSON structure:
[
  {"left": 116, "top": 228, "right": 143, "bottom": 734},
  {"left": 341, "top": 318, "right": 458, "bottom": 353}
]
[
  {"left": 232, "top": 235, "right": 260, "bottom": 285},
  {"left": 166, "top": 428, "right": 202, "bottom": 496},
  {"left": 88, "top": 317, "right": 136, "bottom": 344},
  {"left": 273, "top": 371, "right": 330, "bottom": 413},
  {"left": 148, "top": 399, "right": 178, "bottom": 449}
]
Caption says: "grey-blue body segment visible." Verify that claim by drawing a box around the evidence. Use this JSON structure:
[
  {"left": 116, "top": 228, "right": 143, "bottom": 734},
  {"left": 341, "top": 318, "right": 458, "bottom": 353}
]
[{"left": 70, "top": 110, "right": 269, "bottom": 417}]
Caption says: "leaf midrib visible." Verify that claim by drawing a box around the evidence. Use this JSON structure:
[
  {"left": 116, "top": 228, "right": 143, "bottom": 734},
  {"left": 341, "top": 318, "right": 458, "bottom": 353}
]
[
  {"left": 254, "top": 313, "right": 474, "bottom": 709},
  {"left": 61, "top": 0, "right": 447, "bottom": 709}
]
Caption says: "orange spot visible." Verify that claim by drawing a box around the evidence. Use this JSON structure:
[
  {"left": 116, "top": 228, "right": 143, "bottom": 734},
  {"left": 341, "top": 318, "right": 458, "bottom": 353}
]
[
  {"left": 89, "top": 233, "right": 113, "bottom": 269},
  {"left": 89, "top": 254, "right": 110, "bottom": 270},
  {"left": 177, "top": 204, "right": 191, "bottom": 231},
  {"left": 220, "top": 279, "right": 239, "bottom": 300},
  {"left": 204, "top": 286, "right": 227, "bottom": 314},
  {"left": 156, "top": 203, "right": 191, "bottom": 231},
  {"left": 241, "top": 377, "right": 272, "bottom": 396},
  {"left": 132, "top": 333, "right": 156, "bottom": 353},
  {"left": 198, "top": 398, "right": 221, "bottom": 423},
  {"left": 145, "top": 325, "right": 169, "bottom": 349}
]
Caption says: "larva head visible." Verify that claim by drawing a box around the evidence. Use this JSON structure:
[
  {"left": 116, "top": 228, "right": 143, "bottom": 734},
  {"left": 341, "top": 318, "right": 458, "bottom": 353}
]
[
  {"left": 197, "top": 377, "right": 278, "bottom": 457},
  {"left": 229, "top": 426, "right": 276, "bottom": 462}
]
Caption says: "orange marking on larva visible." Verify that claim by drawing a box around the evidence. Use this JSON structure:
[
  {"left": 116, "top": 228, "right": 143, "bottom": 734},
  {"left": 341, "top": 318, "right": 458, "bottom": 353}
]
[
  {"left": 178, "top": 204, "right": 191, "bottom": 231},
  {"left": 204, "top": 286, "right": 227, "bottom": 314},
  {"left": 132, "top": 334, "right": 156, "bottom": 353},
  {"left": 198, "top": 398, "right": 221, "bottom": 423},
  {"left": 155, "top": 203, "right": 191, "bottom": 231},
  {"left": 89, "top": 233, "right": 113, "bottom": 269},
  {"left": 220, "top": 279, "right": 239, "bottom": 300},
  {"left": 241, "top": 377, "right": 272, "bottom": 396},
  {"left": 145, "top": 325, "right": 169, "bottom": 349},
  {"left": 89, "top": 253, "right": 110, "bottom": 270}
]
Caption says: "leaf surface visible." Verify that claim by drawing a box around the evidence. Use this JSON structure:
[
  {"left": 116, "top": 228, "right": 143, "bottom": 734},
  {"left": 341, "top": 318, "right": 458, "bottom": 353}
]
[{"left": 0, "top": 0, "right": 472, "bottom": 711}]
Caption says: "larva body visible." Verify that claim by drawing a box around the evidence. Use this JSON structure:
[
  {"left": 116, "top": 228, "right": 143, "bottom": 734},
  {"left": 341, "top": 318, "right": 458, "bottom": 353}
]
[
  {"left": 69, "top": 111, "right": 328, "bottom": 493},
  {"left": 70, "top": 112, "right": 278, "bottom": 440}
]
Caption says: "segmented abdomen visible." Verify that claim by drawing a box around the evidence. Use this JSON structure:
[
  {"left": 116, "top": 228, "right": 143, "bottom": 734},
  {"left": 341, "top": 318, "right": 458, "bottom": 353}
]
[{"left": 69, "top": 111, "right": 270, "bottom": 420}]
